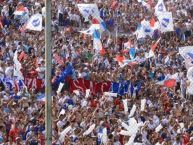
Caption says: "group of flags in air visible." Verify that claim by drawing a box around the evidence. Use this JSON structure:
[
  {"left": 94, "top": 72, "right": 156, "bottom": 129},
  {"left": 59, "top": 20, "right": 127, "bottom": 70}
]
[{"left": 3, "top": 1, "right": 193, "bottom": 93}]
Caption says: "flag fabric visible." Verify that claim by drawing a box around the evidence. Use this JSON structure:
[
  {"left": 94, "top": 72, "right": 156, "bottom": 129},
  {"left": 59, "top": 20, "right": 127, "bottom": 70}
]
[
  {"left": 25, "top": 13, "right": 43, "bottom": 31},
  {"left": 14, "top": 5, "right": 28, "bottom": 16},
  {"left": 135, "top": 24, "right": 146, "bottom": 39},
  {"left": 52, "top": 63, "right": 74, "bottom": 88},
  {"left": 100, "top": 48, "right": 106, "bottom": 56},
  {"left": 155, "top": 0, "right": 167, "bottom": 16},
  {"left": 68, "top": 78, "right": 138, "bottom": 96},
  {"left": 92, "top": 17, "right": 107, "bottom": 31},
  {"left": 115, "top": 55, "right": 125, "bottom": 63},
  {"left": 135, "top": 20, "right": 154, "bottom": 39},
  {"left": 179, "top": 46, "right": 193, "bottom": 60},
  {"left": 185, "top": 59, "right": 193, "bottom": 69},
  {"left": 141, "top": 0, "right": 151, "bottom": 9},
  {"left": 156, "top": 73, "right": 178, "bottom": 88},
  {"left": 93, "top": 38, "right": 103, "bottom": 51},
  {"left": 79, "top": 24, "right": 100, "bottom": 35},
  {"left": 151, "top": 37, "right": 161, "bottom": 51},
  {"left": 77, "top": 4, "right": 100, "bottom": 21},
  {"left": 150, "top": 18, "right": 156, "bottom": 27},
  {"left": 188, "top": 53, "right": 193, "bottom": 59},
  {"left": 150, "top": 17, "right": 160, "bottom": 30},
  {"left": 187, "top": 67, "right": 193, "bottom": 82},
  {"left": 129, "top": 48, "right": 136, "bottom": 60},
  {"left": 158, "top": 12, "right": 174, "bottom": 33},
  {"left": 68, "top": 78, "right": 111, "bottom": 95},
  {"left": 93, "top": 29, "right": 101, "bottom": 39},
  {"left": 24, "top": 78, "right": 44, "bottom": 92},
  {"left": 164, "top": 79, "right": 176, "bottom": 88}
]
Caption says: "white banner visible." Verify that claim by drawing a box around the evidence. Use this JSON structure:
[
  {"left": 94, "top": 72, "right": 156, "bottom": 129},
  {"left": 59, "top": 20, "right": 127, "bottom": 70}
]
[
  {"left": 155, "top": 0, "right": 167, "bottom": 16},
  {"left": 179, "top": 46, "right": 193, "bottom": 60},
  {"left": 158, "top": 12, "right": 174, "bottom": 33},
  {"left": 26, "top": 13, "right": 43, "bottom": 31},
  {"left": 77, "top": 4, "right": 99, "bottom": 21}
]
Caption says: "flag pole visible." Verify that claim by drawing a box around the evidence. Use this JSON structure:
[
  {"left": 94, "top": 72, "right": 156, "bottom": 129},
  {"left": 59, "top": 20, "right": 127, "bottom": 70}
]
[{"left": 45, "top": 0, "right": 52, "bottom": 144}]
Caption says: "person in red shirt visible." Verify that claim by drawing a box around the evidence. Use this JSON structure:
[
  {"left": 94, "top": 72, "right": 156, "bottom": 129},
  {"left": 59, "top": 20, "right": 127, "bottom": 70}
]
[
  {"left": 182, "top": 132, "right": 190, "bottom": 145},
  {"left": 9, "top": 122, "right": 21, "bottom": 144},
  {"left": 38, "top": 131, "right": 45, "bottom": 145}
]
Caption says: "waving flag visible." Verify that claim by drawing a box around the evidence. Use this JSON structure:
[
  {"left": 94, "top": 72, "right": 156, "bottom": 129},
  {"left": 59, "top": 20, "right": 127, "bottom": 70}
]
[
  {"left": 93, "top": 38, "right": 103, "bottom": 51},
  {"left": 115, "top": 55, "right": 125, "bottom": 63},
  {"left": 151, "top": 37, "right": 161, "bottom": 51},
  {"left": 77, "top": 4, "right": 99, "bottom": 21},
  {"left": 135, "top": 24, "right": 145, "bottom": 39},
  {"left": 155, "top": 0, "right": 167, "bottom": 16},
  {"left": 135, "top": 20, "right": 154, "bottom": 40},
  {"left": 25, "top": 13, "right": 43, "bottom": 31},
  {"left": 92, "top": 17, "right": 107, "bottom": 31},
  {"left": 179, "top": 46, "right": 193, "bottom": 60},
  {"left": 93, "top": 29, "right": 101, "bottom": 39},
  {"left": 164, "top": 79, "right": 176, "bottom": 88},
  {"left": 156, "top": 73, "right": 178, "bottom": 88},
  {"left": 129, "top": 48, "right": 136, "bottom": 60},
  {"left": 158, "top": 12, "right": 174, "bottom": 33},
  {"left": 14, "top": 5, "right": 28, "bottom": 16},
  {"left": 93, "top": 28, "right": 103, "bottom": 51}
]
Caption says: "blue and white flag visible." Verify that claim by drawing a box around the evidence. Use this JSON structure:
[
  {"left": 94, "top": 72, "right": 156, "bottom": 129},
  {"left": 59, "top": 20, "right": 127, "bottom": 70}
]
[
  {"left": 26, "top": 13, "right": 43, "bottom": 31},
  {"left": 93, "top": 38, "right": 102, "bottom": 51},
  {"left": 141, "top": 20, "right": 154, "bottom": 37},
  {"left": 135, "top": 20, "right": 154, "bottom": 39},
  {"left": 155, "top": 0, "right": 167, "bottom": 16},
  {"left": 158, "top": 12, "right": 174, "bottom": 33},
  {"left": 179, "top": 46, "right": 193, "bottom": 60},
  {"left": 129, "top": 48, "right": 136, "bottom": 60},
  {"left": 79, "top": 22, "right": 101, "bottom": 35},
  {"left": 77, "top": 4, "right": 100, "bottom": 22}
]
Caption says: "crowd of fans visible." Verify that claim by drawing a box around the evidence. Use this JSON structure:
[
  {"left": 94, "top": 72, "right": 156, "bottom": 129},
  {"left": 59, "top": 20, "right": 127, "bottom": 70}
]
[{"left": 0, "top": 0, "right": 193, "bottom": 145}]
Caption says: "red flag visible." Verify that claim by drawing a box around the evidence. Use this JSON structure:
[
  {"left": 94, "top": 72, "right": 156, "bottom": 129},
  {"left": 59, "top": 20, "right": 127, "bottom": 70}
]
[
  {"left": 100, "top": 48, "right": 106, "bottom": 56},
  {"left": 150, "top": 18, "right": 155, "bottom": 28},
  {"left": 164, "top": 79, "right": 176, "bottom": 88},
  {"left": 151, "top": 37, "right": 161, "bottom": 52},
  {"left": 115, "top": 55, "right": 125, "bottom": 63},
  {"left": 68, "top": 78, "right": 111, "bottom": 95},
  {"left": 92, "top": 18, "right": 100, "bottom": 24}
]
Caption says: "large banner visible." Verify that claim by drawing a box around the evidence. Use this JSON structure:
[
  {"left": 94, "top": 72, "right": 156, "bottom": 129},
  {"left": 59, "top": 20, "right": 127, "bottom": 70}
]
[{"left": 77, "top": 4, "right": 100, "bottom": 21}]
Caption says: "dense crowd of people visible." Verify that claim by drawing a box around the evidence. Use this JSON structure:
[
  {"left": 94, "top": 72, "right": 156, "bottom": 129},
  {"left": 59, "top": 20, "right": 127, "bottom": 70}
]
[{"left": 0, "top": 0, "right": 193, "bottom": 145}]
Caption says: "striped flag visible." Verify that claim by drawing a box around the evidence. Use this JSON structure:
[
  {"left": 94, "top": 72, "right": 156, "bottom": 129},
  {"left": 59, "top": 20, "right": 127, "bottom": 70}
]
[{"left": 14, "top": 5, "right": 28, "bottom": 16}]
